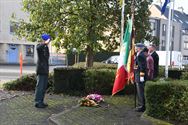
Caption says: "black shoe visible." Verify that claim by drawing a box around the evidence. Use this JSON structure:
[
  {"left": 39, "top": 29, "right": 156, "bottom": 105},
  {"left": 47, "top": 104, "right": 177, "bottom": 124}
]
[
  {"left": 42, "top": 103, "right": 48, "bottom": 107},
  {"left": 135, "top": 107, "right": 145, "bottom": 112},
  {"left": 35, "top": 103, "right": 48, "bottom": 108}
]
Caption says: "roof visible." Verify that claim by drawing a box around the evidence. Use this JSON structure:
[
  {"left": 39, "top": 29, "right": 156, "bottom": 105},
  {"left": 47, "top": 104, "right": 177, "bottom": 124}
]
[{"left": 154, "top": 4, "right": 188, "bottom": 30}]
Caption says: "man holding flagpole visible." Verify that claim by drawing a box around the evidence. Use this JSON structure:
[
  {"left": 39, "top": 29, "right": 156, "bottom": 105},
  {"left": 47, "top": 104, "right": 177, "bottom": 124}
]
[{"left": 134, "top": 43, "right": 147, "bottom": 112}]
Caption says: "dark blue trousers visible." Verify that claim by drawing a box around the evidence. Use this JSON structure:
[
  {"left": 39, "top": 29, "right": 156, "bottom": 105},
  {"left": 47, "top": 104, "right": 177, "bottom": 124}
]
[
  {"left": 136, "top": 82, "right": 145, "bottom": 108},
  {"left": 35, "top": 74, "right": 48, "bottom": 104}
]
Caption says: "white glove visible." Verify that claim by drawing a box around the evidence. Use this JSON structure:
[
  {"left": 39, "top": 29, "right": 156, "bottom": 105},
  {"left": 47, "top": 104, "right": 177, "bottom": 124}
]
[{"left": 140, "top": 77, "right": 144, "bottom": 82}]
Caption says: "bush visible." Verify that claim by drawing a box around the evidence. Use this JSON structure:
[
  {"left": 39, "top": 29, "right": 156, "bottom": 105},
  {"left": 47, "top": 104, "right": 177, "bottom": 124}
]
[
  {"left": 73, "top": 62, "right": 117, "bottom": 69},
  {"left": 145, "top": 80, "right": 188, "bottom": 122},
  {"left": 180, "top": 71, "right": 188, "bottom": 80},
  {"left": 53, "top": 67, "right": 85, "bottom": 94},
  {"left": 84, "top": 69, "right": 116, "bottom": 95},
  {"left": 3, "top": 73, "right": 54, "bottom": 92},
  {"left": 54, "top": 66, "right": 135, "bottom": 95},
  {"left": 168, "top": 69, "right": 184, "bottom": 79},
  {"left": 3, "top": 74, "right": 37, "bottom": 91},
  {"left": 158, "top": 66, "right": 165, "bottom": 78}
]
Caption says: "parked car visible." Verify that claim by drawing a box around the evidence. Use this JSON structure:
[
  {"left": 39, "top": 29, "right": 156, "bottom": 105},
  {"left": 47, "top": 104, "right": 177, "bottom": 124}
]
[{"left": 102, "top": 55, "right": 119, "bottom": 64}]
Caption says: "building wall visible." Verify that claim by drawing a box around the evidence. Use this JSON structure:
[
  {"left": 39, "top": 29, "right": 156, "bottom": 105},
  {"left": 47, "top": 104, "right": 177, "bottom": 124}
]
[
  {"left": 0, "top": 0, "right": 66, "bottom": 65},
  {"left": 181, "top": 34, "right": 188, "bottom": 58},
  {"left": 153, "top": 19, "right": 181, "bottom": 51},
  {"left": 0, "top": 0, "right": 37, "bottom": 64}
]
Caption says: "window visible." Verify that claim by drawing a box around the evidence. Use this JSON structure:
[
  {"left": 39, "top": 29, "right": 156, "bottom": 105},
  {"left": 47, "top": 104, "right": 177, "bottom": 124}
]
[
  {"left": 25, "top": 45, "right": 34, "bottom": 57},
  {"left": 170, "top": 41, "right": 174, "bottom": 50},
  {"left": 183, "top": 56, "right": 188, "bottom": 60},
  {"left": 162, "top": 40, "right": 165, "bottom": 47},
  {"left": 172, "top": 26, "right": 175, "bottom": 38},
  {"left": 151, "top": 22, "right": 155, "bottom": 36},
  {"left": 10, "top": 21, "right": 18, "bottom": 33},
  {"left": 162, "top": 24, "right": 166, "bottom": 36},
  {"left": 184, "top": 41, "right": 188, "bottom": 49},
  {"left": 161, "top": 40, "right": 166, "bottom": 50}
]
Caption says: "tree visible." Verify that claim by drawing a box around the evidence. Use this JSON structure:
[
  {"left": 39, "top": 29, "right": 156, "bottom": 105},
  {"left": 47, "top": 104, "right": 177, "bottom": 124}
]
[
  {"left": 14, "top": 0, "right": 152, "bottom": 67},
  {"left": 124, "top": 0, "right": 152, "bottom": 43},
  {"left": 15, "top": 0, "right": 121, "bottom": 67}
]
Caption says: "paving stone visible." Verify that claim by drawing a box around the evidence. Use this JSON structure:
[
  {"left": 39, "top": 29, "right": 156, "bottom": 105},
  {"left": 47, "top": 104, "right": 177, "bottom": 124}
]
[
  {"left": 0, "top": 94, "right": 79, "bottom": 125},
  {"left": 0, "top": 93, "right": 153, "bottom": 125}
]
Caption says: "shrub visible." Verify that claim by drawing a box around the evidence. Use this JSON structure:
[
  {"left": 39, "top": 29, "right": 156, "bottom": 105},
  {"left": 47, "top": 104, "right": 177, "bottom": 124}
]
[
  {"left": 84, "top": 69, "right": 116, "bottom": 95},
  {"left": 158, "top": 66, "right": 165, "bottom": 78},
  {"left": 180, "top": 71, "right": 188, "bottom": 80},
  {"left": 73, "top": 62, "right": 117, "bottom": 69},
  {"left": 168, "top": 69, "right": 184, "bottom": 79},
  {"left": 3, "top": 73, "right": 54, "bottom": 92},
  {"left": 54, "top": 66, "right": 135, "bottom": 95},
  {"left": 53, "top": 67, "right": 85, "bottom": 94},
  {"left": 3, "top": 74, "right": 37, "bottom": 91},
  {"left": 145, "top": 80, "right": 188, "bottom": 122}
]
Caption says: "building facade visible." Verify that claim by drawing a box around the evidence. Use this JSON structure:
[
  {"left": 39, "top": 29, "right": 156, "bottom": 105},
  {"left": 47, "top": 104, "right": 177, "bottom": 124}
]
[
  {"left": 0, "top": 0, "right": 37, "bottom": 64},
  {"left": 149, "top": 4, "right": 188, "bottom": 63}
]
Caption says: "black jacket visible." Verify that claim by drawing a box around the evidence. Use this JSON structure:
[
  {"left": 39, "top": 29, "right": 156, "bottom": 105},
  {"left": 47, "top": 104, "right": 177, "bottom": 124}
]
[
  {"left": 134, "top": 51, "right": 147, "bottom": 83},
  {"left": 151, "top": 51, "right": 159, "bottom": 78},
  {"left": 36, "top": 43, "right": 49, "bottom": 75}
]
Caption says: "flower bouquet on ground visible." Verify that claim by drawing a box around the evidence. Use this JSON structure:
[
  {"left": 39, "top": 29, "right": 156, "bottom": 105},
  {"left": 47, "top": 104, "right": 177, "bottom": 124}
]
[{"left": 79, "top": 94, "right": 104, "bottom": 107}]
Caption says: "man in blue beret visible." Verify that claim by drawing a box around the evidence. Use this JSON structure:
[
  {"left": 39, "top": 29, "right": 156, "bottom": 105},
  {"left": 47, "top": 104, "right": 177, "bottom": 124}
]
[{"left": 34, "top": 34, "right": 51, "bottom": 108}]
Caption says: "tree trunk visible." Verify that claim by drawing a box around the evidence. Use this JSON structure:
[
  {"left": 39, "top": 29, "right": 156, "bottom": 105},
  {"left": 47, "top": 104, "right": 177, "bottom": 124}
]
[{"left": 85, "top": 45, "right": 94, "bottom": 67}]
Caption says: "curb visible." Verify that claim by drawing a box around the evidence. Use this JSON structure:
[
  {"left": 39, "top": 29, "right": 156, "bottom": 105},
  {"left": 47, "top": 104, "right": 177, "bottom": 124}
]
[{"left": 48, "top": 105, "right": 80, "bottom": 125}]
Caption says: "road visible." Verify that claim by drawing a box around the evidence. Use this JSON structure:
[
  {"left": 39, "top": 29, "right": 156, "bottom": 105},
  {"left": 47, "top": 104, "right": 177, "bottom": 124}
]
[{"left": 0, "top": 65, "right": 64, "bottom": 83}]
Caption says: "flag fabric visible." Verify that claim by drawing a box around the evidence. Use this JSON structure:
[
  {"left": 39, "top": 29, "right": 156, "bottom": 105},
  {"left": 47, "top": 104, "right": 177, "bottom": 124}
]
[
  {"left": 127, "top": 29, "right": 135, "bottom": 83},
  {"left": 112, "top": 18, "right": 133, "bottom": 95},
  {"left": 161, "top": 0, "right": 170, "bottom": 14}
]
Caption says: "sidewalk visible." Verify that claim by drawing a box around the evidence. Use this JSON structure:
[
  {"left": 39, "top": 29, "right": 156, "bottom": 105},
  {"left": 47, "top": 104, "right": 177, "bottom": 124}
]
[{"left": 0, "top": 92, "right": 153, "bottom": 125}]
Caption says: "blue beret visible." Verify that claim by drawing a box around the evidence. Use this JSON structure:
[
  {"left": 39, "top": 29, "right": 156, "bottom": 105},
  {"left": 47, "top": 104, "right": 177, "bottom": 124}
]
[{"left": 41, "top": 34, "right": 51, "bottom": 41}]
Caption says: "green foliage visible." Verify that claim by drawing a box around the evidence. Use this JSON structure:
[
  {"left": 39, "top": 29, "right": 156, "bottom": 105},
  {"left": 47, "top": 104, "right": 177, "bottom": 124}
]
[
  {"left": 131, "top": 0, "right": 152, "bottom": 43},
  {"left": 145, "top": 80, "right": 188, "bottom": 122},
  {"left": 73, "top": 62, "right": 117, "bottom": 69},
  {"left": 53, "top": 67, "right": 85, "bottom": 94},
  {"left": 84, "top": 69, "right": 116, "bottom": 95},
  {"left": 3, "top": 74, "right": 37, "bottom": 91},
  {"left": 13, "top": 0, "right": 152, "bottom": 67},
  {"left": 180, "top": 71, "right": 188, "bottom": 80},
  {"left": 14, "top": 0, "right": 152, "bottom": 52},
  {"left": 158, "top": 66, "right": 165, "bottom": 78},
  {"left": 3, "top": 73, "right": 54, "bottom": 92},
  {"left": 168, "top": 69, "right": 184, "bottom": 79}
]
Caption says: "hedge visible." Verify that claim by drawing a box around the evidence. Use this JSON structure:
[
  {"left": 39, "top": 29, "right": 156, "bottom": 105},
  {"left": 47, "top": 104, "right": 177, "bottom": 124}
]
[
  {"left": 145, "top": 80, "right": 188, "bottom": 123},
  {"left": 53, "top": 67, "right": 85, "bottom": 94},
  {"left": 73, "top": 62, "right": 117, "bottom": 69},
  {"left": 3, "top": 73, "right": 54, "bottom": 92},
  {"left": 53, "top": 66, "right": 135, "bottom": 95},
  {"left": 84, "top": 69, "right": 115, "bottom": 94}
]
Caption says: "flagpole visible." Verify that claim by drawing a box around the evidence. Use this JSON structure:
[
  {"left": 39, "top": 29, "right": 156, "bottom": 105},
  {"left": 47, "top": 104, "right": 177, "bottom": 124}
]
[
  {"left": 165, "top": 0, "right": 172, "bottom": 78},
  {"left": 120, "top": 0, "right": 125, "bottom": 48},
  {"left": 130, "top": 0, "right": 136, "bottom": 108}
]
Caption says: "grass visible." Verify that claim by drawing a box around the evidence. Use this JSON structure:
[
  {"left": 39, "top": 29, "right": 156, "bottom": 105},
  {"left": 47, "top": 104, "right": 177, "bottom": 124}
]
[{"left": 142, "top": 112, "right": 173, "bottom": 125}]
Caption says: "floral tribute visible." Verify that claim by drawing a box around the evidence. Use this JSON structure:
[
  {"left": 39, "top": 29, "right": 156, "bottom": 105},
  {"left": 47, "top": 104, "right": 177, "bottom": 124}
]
[{"left": 79, "top": 94, "right": 104, "bottom": 107}]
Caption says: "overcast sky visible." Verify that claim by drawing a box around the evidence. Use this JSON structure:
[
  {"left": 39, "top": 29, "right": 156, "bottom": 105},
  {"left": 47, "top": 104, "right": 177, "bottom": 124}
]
[{"left": 153, "top": 0, "right": 188, "bottom": 14}]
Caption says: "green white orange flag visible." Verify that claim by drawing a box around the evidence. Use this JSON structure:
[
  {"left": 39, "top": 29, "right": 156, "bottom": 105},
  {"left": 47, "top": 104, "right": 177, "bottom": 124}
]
[{"left": 112, "top": 18, "right": 133, "bottom": 95}]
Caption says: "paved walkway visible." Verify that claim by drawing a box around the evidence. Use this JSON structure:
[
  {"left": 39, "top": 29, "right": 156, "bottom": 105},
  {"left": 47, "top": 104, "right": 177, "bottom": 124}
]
[{"left": 0, "top": 91, "right": 153, "bottom": 125}]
